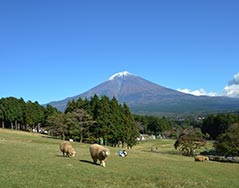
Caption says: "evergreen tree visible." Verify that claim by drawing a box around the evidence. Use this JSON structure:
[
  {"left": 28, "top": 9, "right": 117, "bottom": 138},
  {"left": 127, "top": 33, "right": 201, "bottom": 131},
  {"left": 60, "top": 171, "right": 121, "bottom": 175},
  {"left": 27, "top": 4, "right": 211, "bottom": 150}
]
[
  {"left": 121, "top": 103, "right": 139, "bottom": 148},
  {"left": 96, "top": 96, "right": 112, "bottom": 144},
  {"left": 82, "top": 98, "right": 91, "bottom": 113},
  {"left": 44, "top": 104, "right": 59, "bottom": 118},
  {"left": 90, "top": 94, "right": 100, "bottom": 119},
  {"left": 65, "top": 99, "right": 77, "bottom": 113},
  {"left": 25, "top": 101, "right": 45, "bottom": 132},
  {"left": 0, "top": 97, "right": 25, "bottom": 129},
  {"left": 202, "top": 114, "right": 239, "bottom": 139},
  {"left": 76, "top": 98, "right": 84, "bottom": 109},
  {"left": 108, "top": 97, "right": 122, "bottom": 146}
]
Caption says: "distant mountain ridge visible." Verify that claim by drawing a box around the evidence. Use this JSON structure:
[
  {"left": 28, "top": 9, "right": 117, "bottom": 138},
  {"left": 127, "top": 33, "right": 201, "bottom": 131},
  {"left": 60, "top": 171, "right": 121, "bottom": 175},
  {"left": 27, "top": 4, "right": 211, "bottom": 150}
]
[{"left": 48, "top": 71, "right": 239, "bottom": 114}]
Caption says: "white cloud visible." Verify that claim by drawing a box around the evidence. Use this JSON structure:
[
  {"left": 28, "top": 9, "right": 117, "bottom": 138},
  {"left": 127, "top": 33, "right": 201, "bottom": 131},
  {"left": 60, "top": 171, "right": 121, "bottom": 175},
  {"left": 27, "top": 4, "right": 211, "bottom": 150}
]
[
  {"left": 178, "top": 72, "right": 239, "bottom": 98},
  {"left": 223, "top": 72, "right": 239, "bottom": 97},
  {"left": 229, "top": 72, "right": 239, "bottom": 85},
  {"left": 224, "top": 85, "right": 239, "bottom": 97},
  {"left": 177, "top": 88, "right": 217, "bottom": 96}
]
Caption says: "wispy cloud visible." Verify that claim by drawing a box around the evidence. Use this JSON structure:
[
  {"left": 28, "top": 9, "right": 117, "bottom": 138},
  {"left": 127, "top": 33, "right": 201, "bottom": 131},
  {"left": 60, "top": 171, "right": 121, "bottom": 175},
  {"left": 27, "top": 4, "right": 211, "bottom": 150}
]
[
  {"left": 177, "top": 88, "right": 217, "bottom": 97},
  {"left": 223, "top": 72, "right": 239, "bottom": 97}
]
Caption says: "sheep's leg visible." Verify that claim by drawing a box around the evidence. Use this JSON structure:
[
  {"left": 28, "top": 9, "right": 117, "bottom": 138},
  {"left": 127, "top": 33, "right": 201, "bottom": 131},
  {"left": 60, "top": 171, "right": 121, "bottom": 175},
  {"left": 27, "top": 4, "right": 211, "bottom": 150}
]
[{"left": 101, "top": 161, "right": 105, "bottom": 167}]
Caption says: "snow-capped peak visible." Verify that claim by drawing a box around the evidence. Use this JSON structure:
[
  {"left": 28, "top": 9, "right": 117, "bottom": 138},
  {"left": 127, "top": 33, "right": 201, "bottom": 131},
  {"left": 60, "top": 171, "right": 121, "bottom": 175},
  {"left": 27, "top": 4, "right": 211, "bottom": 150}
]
[{"left": 108, "top": 71, "right": 133, "bottom": 80}]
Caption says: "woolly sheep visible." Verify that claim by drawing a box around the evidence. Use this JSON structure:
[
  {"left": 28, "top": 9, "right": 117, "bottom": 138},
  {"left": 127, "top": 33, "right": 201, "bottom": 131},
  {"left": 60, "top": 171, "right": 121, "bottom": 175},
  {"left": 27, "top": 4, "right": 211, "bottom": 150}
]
[
  {"left": 194, "top": 155, "right": 209, "bottom": 162},
  {"left": 59, "top": 141, "right": 76, "bottom": 157},
  {"left": 89, "top": 144, "right": 110, "bottom": 167}
]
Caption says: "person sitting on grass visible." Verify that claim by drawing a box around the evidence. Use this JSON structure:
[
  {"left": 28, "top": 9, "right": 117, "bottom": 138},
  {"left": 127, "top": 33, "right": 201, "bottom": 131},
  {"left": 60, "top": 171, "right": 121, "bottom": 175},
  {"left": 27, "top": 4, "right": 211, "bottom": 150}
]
[{"left": 118, "top": 150, "right": 128, "bottom": 157}]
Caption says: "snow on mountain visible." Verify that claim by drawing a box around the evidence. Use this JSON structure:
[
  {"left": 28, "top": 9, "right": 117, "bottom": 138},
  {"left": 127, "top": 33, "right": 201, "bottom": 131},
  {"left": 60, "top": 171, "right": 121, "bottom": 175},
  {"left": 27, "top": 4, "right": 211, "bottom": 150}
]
[{"left": 108, "top": 71, "right": 133, "bottom": 80}]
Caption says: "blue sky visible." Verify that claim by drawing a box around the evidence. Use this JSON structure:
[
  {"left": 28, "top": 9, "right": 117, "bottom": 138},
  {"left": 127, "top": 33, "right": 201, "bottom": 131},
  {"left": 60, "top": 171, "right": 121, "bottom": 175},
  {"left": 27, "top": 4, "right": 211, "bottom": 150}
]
[{"left": 0, "top": 0, "right": 239, "bottom": 104}]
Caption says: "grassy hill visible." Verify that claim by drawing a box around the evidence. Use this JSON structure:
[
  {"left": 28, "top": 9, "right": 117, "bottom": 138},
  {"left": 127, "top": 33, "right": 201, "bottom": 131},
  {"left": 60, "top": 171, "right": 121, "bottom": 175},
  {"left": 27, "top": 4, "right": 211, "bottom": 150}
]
[{"left": 0, "top": 129, "right": 239, "bottom": 188}]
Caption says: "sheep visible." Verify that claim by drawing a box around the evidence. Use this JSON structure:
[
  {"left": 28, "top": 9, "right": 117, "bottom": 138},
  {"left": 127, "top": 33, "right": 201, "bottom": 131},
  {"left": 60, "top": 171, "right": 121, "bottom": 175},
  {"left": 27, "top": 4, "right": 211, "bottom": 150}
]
[
  {"left": 59, "top": 141, "right": 76, "bottom": 157},
  {"left": 194, "top": 155, "right": 209, "bottom": 162},
  {"left": 89, "top": 144, "right": 110, "bottom": 167}
]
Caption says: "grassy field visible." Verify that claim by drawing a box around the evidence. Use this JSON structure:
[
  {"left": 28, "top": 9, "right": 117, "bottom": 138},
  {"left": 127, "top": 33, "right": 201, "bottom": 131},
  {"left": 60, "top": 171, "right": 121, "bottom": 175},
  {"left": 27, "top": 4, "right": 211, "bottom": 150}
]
[{"left": 0, "top": 128, "right": 239, "bottom": 188}]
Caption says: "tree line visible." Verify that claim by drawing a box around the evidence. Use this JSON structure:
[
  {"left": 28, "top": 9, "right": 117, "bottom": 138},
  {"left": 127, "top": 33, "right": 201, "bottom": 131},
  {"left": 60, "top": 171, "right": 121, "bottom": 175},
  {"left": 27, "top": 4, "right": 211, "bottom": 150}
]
[
  {"left": 56, "top": 95, "right": 139, "bottom": 147},
  {"left": 201, "top": 113, "right": 239, "bottom": 156},
  {"left": 133, "top": 114, "right": 172, "bottom": 136},
  {"left": 1, "top": 96, "right": 238, "bottom": 155},
  {"left": 0, "top": 96, "right": 173, "bottom": 148},
  {"left": 0, "top": 97, "right": 58, "bottom": 131},
  {"left": 0, "top": 96, "right": 139, "bottom": 147}
]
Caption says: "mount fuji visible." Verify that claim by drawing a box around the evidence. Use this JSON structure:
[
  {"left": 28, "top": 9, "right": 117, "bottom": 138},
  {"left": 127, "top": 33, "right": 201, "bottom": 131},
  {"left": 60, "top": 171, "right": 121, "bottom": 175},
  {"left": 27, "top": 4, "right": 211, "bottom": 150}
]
[{"left": 47, "top": 71, "right": 239, "bottom": 115}]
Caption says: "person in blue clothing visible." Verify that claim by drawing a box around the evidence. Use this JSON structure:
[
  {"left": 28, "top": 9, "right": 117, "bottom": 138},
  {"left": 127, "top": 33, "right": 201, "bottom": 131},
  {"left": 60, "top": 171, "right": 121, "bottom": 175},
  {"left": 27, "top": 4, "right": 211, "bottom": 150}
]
[{"left": 118, "top": 150, "right": 128, "bottom": 157}]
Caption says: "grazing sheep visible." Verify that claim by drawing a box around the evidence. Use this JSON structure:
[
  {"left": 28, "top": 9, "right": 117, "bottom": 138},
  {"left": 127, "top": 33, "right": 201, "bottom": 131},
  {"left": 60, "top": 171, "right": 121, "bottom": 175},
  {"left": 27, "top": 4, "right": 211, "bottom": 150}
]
[
  {"left": 89, "top": 144, "right": 110, "bottom": 167},
  {"left": 195, "top": 155, "right": 209, "bottom": 162},
  {"left": 59, "top": 141, "right": 76, "bottom": 157}
]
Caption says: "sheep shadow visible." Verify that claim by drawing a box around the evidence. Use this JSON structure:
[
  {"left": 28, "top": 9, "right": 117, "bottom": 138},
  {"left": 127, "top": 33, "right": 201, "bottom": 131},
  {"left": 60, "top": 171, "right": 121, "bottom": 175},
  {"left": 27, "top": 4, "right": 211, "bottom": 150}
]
[
  {"left": 79, "top": 160, "right": 100, "bottom": 166},
  {"left": 56, "top": 154, "right": 72, "bottom": 158}
]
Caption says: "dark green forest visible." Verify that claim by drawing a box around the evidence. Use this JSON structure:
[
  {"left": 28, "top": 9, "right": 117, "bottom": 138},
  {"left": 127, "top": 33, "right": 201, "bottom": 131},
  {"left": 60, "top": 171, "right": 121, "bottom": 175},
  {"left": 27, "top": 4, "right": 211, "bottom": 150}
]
[
  {"left": 1, "top": 96, "right": 239, "bottom": 155},
  {"left": 0, "top": 96, "right": 172, "bottom": 148}
]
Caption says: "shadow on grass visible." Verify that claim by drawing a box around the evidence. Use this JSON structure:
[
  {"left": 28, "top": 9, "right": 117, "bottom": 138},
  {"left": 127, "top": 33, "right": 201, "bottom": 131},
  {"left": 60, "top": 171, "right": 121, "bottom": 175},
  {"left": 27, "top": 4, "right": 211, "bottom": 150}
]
[
  {"left": 80, "top": 160, "right": 100, "bottom": 166},
  {"left": 55, "top": 154, "right": 73, "bottom": 158}
]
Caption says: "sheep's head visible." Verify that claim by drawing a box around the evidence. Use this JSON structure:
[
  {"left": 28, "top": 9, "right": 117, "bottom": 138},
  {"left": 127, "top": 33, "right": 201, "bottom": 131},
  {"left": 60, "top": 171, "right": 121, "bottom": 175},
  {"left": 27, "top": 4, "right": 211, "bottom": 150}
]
[
  {"left": 101, "top": 149, "right": 110, "bottom": 158},
  {"left": 69, "top": 148, "right": 76, "bottom": 157}
]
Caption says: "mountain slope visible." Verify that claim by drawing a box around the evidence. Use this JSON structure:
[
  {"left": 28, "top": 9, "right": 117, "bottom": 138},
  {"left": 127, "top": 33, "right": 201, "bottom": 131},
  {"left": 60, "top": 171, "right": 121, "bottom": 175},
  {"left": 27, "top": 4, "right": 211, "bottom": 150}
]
[{"left": 48, "top": 71, "right": 239, "bottom": 114}]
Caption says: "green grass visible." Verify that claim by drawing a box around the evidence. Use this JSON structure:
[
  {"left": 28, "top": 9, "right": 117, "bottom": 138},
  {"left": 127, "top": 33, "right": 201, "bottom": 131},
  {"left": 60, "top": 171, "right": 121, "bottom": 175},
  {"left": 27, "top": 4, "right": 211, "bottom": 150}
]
[{"left": 0, "top": 128, "right": 239, "bottom": 188}]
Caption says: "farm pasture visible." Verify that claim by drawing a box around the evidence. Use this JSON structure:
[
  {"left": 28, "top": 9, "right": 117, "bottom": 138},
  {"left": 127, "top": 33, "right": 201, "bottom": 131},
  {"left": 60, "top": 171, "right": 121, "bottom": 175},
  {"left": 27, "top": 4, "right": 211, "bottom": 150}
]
[{"left": 0, "top": 128, "right": 238, "bottom": 188}]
